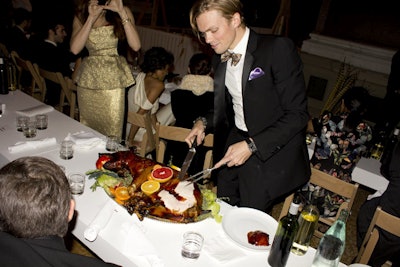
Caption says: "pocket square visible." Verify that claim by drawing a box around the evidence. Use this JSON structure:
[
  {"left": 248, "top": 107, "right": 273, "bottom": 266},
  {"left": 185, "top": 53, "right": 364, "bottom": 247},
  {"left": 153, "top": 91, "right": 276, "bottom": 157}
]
[{"left": 248, "top": 67, "right": 265, "bottom": 81}]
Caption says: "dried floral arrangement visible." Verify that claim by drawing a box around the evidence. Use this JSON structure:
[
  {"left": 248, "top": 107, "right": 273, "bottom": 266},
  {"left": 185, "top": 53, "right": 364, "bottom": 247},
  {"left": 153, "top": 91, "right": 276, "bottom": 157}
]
[{"left": 321, "top": 60, "right": 359, "bottom": 115}]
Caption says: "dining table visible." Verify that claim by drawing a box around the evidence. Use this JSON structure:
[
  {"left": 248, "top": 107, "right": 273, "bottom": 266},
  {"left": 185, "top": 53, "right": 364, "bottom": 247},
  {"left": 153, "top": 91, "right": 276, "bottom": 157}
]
[
  {"left": 0, "top": 90, "right": 348, "bottom": 267},
  {"left": 352, "top": 157, "right": 389, "bottom": 198}
]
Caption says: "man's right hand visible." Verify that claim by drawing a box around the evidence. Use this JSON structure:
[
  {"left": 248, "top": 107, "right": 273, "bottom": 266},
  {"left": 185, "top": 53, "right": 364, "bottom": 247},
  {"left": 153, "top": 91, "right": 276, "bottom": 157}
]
[{"left": 185, "top": 120, "right": 205, "bottom": 147}]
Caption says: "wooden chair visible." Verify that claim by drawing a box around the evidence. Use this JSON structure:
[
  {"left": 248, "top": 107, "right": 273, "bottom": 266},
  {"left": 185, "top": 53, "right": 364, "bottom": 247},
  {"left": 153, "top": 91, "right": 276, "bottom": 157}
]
[
  {"left": 126, "top": 111, "right": 157, "bottom": 157},
  {"left": 0, "top": 42, "right": 9, "bottom": 57},
  {"left": 356, "top": 206, "right": 400, "bottom": 265},
  {"left": 155, "top": 122, "right": 214, "bottom": 176},
  {"left": 11, "top": 51, "right": 44, "bottom": 101},
  {"left": 35, "top": 64, "right": 77, "bottom": 119},
  {"left": 279, "top": 167, "right": 359, "bottom": 238}
]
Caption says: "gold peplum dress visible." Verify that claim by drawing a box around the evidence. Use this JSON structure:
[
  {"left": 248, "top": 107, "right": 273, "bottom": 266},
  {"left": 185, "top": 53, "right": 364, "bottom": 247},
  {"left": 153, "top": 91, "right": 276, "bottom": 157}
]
[{"left": 74, "top": 26, "right": 134, "bottom": 139}]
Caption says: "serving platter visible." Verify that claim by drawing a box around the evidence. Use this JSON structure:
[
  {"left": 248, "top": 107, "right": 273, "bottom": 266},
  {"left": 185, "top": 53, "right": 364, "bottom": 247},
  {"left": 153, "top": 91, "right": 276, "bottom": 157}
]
[
  {"left": 222, "top": 207, "right": 278, "bottom": 251},
  {"left": 89, "top": 150, "right": 218, "bottom": 224}
]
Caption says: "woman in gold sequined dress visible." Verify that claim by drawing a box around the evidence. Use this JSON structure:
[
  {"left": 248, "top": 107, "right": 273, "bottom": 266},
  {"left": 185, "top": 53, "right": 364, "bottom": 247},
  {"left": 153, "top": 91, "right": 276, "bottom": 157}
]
[{"left": 70, "top": 0, "right": 140, "bottom": 139}]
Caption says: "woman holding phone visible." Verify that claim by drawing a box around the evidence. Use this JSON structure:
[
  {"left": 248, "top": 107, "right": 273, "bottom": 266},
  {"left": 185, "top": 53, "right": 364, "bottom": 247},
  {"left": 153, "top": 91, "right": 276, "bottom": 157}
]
[{"left": 70, "top": 0, "right": 141, "bottom": 139}]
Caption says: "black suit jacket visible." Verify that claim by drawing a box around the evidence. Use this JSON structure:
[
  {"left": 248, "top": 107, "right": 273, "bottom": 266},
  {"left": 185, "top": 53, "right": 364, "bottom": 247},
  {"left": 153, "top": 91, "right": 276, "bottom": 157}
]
[
  {"left": 32, "top": 40, "right": 73, "bottom": 77},
  {"left": 208, "top": 30, "right": 310, "bottom": 200},
  {"left": 31, "top": 40, "right": 75, "bottom": 106},
  {"left": 0, "top": 232, "right": 118, "bottom": 267},
  {"left": 167, "top": 89, "right": 214, "bottom": 174},
  {"left": 5, "top": 26, "right": 30, "bottom": 59}
]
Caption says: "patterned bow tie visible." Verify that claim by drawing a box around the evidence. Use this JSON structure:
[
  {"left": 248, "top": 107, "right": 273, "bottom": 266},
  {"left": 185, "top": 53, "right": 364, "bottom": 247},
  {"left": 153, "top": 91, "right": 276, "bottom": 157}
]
[{"left": 221, "top": 51, "right": 242, "bottom": 66}]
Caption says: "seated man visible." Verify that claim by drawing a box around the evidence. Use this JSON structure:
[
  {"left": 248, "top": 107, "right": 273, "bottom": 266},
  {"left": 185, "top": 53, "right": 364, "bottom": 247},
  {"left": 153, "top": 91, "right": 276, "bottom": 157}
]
[
  {"left": 31, "top": 18, "right": 76, "bottom": 106},
  {"left": 5, "top": 8, "right": 32, "bottom": 59},
  {"left": 357, "top": 143, "right": 400, "bottom": 266},
  {"left": 0, "top": 156, "right": 118, "bottom": 267}
]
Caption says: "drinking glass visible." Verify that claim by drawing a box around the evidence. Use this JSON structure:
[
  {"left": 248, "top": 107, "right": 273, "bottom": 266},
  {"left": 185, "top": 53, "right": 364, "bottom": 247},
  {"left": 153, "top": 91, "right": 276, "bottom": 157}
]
[
  {"left": 60, "top": 140, "right": 74, "bottom": 160},
  {"left": 181, "top": 231, "right": 203, "bottom": 260},
  {"left": 68, "top": 173, "right": 85, "bottom": 195},
  {"left": 106, "top": 135, "right": 119, "bottom": 152},
  {"left": 35, "top": 114, "right": 48, "bottom": 130},
  {"left": 22, "top": 121, "right": 37, "bottom": 138},
  {"left": 16, "top": 115, "right": 29, "bottom": 132}
]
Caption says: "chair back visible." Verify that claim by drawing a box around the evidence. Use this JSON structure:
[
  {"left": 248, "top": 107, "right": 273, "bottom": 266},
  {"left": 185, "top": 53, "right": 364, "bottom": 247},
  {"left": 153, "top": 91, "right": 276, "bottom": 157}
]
[
  {"left": 356, "top": 206, "right": 400, "bottom": 264},
  {"left": 11, "top": 51, "right": 44, "bottom": 101},
  {"left": 279, "top": 167, "right": 359, "bottom": 238},
  {"left": 127, "top": 111, "right": 156, "bottom": 157},
  {"left": 0, "top": 42, "right": 9, "bottom": 57},
  {"left": 35, "top": 64, "right": 77, "bottom": 119},
  {"left": 155, "top": 122, "right": 214, "bottom": 175}
]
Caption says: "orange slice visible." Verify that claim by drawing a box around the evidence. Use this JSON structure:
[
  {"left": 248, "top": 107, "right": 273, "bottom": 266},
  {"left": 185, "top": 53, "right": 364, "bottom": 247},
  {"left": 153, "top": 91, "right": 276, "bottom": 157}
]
[
  {"left": 153, "top": 164, "right": 163, "bottom": 170},
  {"left": 141, "top": 180, "right": 161, "bottom": 195},
  {"left": 115, "top": 186, "right": 130, "bottom": 201},
  {"left": 150, "top": 166, "right": 173, "bottom": 183}
]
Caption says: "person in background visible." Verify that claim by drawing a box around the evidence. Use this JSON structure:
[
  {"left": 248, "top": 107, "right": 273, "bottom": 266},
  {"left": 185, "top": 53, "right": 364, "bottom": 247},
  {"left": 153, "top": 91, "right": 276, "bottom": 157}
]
[
  {"left": 126, "top": 46, "right": 174, "bottom": 147},
  {"left": 308, "top": 86, "right": 372, "bottom": 218},
  {"left": 374, "top": 49, "right": 400, "bottom": 136},
  {"left": 166, "top": 52, "right": 214, "bottom": 175},
  {"left": 186, "top": 0, "right": 311, "bottom": 212},
  {"left": 31, "top": 18, "right": 77, "bottom": 106},
  {"left": 70, "top": 0, "right": 141, "bottom": 140},
  {"left": 357, "top": 142, "right": 400, "bottom": 267},
  {"left": 0, "top": 156, "right": 118, "bottom": 267},
  {"left": 5, "top": 7, "right": 32, "bottom": 59}
]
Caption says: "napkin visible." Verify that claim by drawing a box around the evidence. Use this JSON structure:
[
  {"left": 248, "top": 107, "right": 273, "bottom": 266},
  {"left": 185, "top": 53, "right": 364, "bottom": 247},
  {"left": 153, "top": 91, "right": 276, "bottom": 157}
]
[
  {"left": 64, "top": 131, "right": 105, "bottom": 150},
  {"left": 84, "top": 200, "right": 115, "bottom": 242},
  {"left": 8, "top": 137, "right": 57, "bottom": 153},
  {"left": 121, "top": 218, "right": 164, "bottom": 267},
  {"left": 204, "top": 233, "right": 247, "bottom": 264},
  {"left": 16, "top": 104, "right": 54, "bottom": 117}
]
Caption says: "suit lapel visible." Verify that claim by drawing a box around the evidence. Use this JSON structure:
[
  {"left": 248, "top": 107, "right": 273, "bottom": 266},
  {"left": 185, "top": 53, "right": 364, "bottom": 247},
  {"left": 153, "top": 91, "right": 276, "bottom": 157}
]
[
  {"left": 214, "top": 59, "right": 228, "bottom": 125},
  {"left": 242, "top": 31, "right": 258, "bottom": 94}
]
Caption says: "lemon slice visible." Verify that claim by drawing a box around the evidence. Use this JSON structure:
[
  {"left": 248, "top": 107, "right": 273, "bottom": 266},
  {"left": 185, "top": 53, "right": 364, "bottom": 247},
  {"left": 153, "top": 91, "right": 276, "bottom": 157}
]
[{"left": 141, "top": 180, "right": 161, "bottom": 195}]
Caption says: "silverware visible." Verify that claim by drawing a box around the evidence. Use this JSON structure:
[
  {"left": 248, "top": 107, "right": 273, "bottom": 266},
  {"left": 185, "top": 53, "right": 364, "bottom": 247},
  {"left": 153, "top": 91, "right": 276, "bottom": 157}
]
[
  {"left": 183, "top": 162, "right": 228, "bottom": 185},
  {"left": 177, "top": 138, "right": 197, "bottom": 180}
]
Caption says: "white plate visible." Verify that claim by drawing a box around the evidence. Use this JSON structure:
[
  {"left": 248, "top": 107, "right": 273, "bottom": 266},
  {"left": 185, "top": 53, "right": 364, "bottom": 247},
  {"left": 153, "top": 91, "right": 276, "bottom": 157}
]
[{"left": 222, "top": 207, "right": 278, "bottom": 251}]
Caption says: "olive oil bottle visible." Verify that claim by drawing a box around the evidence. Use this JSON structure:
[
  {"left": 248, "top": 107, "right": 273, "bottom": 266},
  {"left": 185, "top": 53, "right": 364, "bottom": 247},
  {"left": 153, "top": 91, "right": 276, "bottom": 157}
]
[{"left": 291, "top": 191, "right": 320, "bottom": 255}]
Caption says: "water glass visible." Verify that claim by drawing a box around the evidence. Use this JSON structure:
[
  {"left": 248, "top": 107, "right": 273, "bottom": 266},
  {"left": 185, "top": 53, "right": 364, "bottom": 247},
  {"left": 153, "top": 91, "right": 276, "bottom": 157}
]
[
  {"left": 60, "top": 140, "right": 74, "bottom": 160},
  {"left": 35, "top": 114, "right": 48, "bottom": 130},
  {"left": 106, "top": 135, "right": 119, "bottom": 152},
  {"left": 0, "top": 103, "right": 4, "bottom": 117},
  {"left": 22, "top": 121, "right": 37, "bottom": 138},
  {"left": 181, "top": 231, "right": 203, "bottom": 260},
  {"left": 17, "top": 115, "right": 29, "bottom": 132},
  {"left": 68, "top": 173, "right": 85, "bottom": 195}
]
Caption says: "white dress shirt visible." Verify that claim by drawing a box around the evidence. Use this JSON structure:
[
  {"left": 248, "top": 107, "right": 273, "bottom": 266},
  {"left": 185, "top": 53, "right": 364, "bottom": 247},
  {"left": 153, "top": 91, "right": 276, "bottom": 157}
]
[{"left": 225, "top": 27, "right": 250, "bottom": 132}]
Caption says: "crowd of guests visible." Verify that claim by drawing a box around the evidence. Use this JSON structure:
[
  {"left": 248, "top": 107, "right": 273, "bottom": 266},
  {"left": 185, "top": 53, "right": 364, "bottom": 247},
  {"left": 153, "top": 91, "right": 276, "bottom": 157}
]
[{"left": 0, "top": 0, "right": 399, "bottom": 266}]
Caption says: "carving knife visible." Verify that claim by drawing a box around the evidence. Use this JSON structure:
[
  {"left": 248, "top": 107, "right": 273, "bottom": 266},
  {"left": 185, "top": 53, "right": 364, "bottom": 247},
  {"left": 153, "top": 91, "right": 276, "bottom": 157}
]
[{"left": 177, "top": 138, "right": 197, "bottom": 180}]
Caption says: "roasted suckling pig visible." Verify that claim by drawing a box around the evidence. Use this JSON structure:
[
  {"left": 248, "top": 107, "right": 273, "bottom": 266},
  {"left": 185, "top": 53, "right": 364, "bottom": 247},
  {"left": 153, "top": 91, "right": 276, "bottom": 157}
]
[{"left": 92, "top": 150, "right": 211, "bottom": 223}]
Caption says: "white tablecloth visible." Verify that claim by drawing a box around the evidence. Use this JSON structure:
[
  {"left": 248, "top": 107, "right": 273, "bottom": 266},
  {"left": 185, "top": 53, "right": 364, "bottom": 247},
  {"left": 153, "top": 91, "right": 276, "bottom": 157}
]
[
  {"left": 352, "top": 157, "right": 389, "bottom": 197},
  {"left": 0, "top": 90, "right": 348, "bottom": 267}
]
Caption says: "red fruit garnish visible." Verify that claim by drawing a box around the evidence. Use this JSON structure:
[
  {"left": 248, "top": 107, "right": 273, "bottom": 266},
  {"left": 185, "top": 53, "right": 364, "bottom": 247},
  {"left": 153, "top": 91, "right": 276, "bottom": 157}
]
[
  {"left": 96, "top": 155, "right": 112, "bottom": 169},
  {"left": 150, "top": 166, "right": 173, "bottom": 183}
]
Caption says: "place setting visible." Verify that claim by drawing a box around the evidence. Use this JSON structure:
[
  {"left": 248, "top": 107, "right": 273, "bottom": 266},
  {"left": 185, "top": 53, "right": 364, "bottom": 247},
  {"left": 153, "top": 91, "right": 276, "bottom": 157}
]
[{"left": 8, "top": 113, "right": 57, "bottom": 154}]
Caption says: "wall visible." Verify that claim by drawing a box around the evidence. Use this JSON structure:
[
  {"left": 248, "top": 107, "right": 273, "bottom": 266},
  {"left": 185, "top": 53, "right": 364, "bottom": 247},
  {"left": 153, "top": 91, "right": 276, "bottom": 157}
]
[
  {"left": 301, "top": 34, "right": 397, "bottom": 118},
  {"left": 136, "top": 26, "right": 202, "bottom": 76}
]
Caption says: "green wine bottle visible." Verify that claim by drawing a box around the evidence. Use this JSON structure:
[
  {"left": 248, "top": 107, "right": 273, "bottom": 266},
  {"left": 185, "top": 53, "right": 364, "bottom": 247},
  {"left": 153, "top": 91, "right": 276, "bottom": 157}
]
[{"left": 268, "top": 196, "right": 300, "bottom": 267}]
